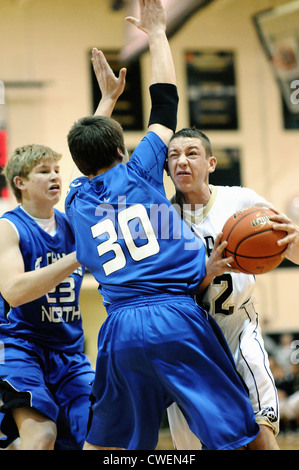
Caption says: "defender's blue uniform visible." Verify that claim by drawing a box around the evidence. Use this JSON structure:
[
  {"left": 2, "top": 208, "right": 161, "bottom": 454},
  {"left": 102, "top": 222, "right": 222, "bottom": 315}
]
[
  {"left": 66, "top": 133, "right": 204, "bottom": 304},
  {"left": 0, "top": 207, "right": 94, "bottom": 449},
  {"left": 65, "top": 131, "right": 259, "bottom": 450}
]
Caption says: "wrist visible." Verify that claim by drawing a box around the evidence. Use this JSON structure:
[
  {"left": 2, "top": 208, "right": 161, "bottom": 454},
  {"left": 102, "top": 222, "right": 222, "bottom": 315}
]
[
  {"left": 148, "top": 29, "right": 167, "bottom": 44},
  {"left": 100, "top": 96, "right": 118, "bottom": 105},
  {"left": 95, "top": 96, "right": 117, "bottom": 117}
]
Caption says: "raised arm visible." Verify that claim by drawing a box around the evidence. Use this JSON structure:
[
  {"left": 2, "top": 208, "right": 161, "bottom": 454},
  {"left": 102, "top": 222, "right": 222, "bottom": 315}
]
[
  {"left": 69, "top": 48, "right": 127, "bottom": 181},
  {"left": 92, "top": 48, "right": 127, "bottom": 117},
  {"left": 126, "top": 0, "right": 178, "bottom": 144},
  {"left": 126, "top": 0, "right": 175, "bottom": 85}
]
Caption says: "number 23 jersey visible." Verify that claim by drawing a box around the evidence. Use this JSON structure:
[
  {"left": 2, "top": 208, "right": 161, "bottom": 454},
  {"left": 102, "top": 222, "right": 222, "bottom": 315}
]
[{"left": 0, "top": 206, "right": 84, "bottom": 353}]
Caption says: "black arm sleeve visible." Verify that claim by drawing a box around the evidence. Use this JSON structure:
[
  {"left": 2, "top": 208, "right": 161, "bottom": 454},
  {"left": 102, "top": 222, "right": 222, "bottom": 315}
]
[{"left": 148, "top": 83, "right": 179, "bottom": 132}]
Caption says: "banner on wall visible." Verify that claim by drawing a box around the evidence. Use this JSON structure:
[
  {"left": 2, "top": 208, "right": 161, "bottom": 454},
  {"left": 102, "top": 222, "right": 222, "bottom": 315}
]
[
  {"left": 253, "top": 1, "right": 299, "bottom": 129},
  {"left": 185, "top": 50, "right": 238, "bottom": 130},
  {"left": 209, "top": 147, "right": 241, "bottom": 187},
  {"left": 90, "top": 50, "right": 143, "bottom": 131}
]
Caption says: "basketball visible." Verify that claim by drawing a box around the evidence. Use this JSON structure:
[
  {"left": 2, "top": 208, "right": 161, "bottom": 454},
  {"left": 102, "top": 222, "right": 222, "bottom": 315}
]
[{"left": 221, "top": 206, "right": 287, "bottom": 274}]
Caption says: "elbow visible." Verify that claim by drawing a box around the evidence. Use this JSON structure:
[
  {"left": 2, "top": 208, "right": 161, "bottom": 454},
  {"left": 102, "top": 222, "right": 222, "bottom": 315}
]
[
  {"left": 1, "top": 289, "right": 23, "bottom": 308},
  {"left": 0, "top": 274, "right": 32, "bottom": 308},
  {"left": 9, "top": 299, "right": 22, "bottom": 308}
]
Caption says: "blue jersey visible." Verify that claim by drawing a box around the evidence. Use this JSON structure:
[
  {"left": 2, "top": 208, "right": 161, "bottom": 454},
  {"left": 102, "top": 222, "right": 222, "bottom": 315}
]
[
  {"left": 0, "top": 206, "right": 85, "bottom": 353},
  {"left": 65, "top": 131, "right": 206, "bottom": 305}
]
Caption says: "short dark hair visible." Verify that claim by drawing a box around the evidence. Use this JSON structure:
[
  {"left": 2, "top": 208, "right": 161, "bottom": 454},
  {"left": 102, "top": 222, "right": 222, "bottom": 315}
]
[
  {"left": 169, "top": 127, "right": 213, "bottom": 158},
  {"left": 67, "top": 115, "right": 126, "bottom": 176}
]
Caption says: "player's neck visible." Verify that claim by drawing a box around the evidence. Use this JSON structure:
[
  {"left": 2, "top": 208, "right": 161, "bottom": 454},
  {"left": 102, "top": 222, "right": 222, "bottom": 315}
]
[
  {"left": 182, "top": 185, "right": 211, "bottom": 211},
  {"left": 20, "top": 200, "right": 55, "bottom": 219},
  {"left": 89, "top": 161, "right": 121, "bottom": 178}
]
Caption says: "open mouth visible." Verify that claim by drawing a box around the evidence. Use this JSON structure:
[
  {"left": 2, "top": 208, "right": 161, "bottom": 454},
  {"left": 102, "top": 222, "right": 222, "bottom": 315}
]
[
  {"left": 176, "top": 171, "right": 191, "bottom": 177},
  {"left": 49, "top": 184, "right": 60, "bottom": 191}
]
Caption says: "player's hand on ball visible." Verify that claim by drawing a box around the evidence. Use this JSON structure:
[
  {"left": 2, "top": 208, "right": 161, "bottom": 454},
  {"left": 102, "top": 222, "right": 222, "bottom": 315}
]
[
  {"left": 206, "top": 233, "right": 240, "bottom": 279},
  {"left": 198, "top": 233, "right": 240, "bottom": 295},
  {"left": 270, "top": 209, "right": 299, "bottom": 265}
]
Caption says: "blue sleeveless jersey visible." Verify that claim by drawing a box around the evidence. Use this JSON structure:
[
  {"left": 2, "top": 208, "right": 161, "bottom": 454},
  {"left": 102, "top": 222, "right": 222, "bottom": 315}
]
[
  {"left": 0, "top": 206, "right": 85, "bottom": 353},
  {"left": 65, "top": 131, "right": 206, "bottom": 305}
]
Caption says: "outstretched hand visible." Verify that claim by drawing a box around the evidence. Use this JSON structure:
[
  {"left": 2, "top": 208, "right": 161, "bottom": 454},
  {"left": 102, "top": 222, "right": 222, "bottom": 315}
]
[
  {"left": 91, "top": 48, "right": 126, "bottom": 104},
  {"left": 125, "top": 0, "right": 166, "bottom": 35}
]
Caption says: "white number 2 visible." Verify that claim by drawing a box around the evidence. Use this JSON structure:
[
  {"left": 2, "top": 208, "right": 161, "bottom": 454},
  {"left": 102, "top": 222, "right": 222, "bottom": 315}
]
[{"left": 91, "top": 204, "right": 160, "bottom": 276}]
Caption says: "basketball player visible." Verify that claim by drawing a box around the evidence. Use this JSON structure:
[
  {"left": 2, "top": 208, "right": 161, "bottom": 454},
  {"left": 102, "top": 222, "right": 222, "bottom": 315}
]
[
  {"left": 0, "top": 25, "right": 128, "bottom": 450},
  {"left": 65, "top": 0, "right": 259, "bottom": 451},
  {"left": 0, "top": 144, "right": 95, "bottom": 450},
  {"left": 165, "top": 127, "right": 289, "bottom": 450}
]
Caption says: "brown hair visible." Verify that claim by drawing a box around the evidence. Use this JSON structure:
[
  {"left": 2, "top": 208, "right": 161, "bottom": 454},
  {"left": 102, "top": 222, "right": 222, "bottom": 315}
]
[
  {"left": 67, "top": 115, "right": 126, "bottom": 176},
  {"left": 169, "top": 127, "right": 213, "bottom": 158}
]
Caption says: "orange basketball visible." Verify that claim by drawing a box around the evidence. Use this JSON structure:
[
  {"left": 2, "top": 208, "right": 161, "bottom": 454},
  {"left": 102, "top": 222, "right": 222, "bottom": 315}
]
[{"left": 221, "top": 206, "right": 287, "bottom": 274}]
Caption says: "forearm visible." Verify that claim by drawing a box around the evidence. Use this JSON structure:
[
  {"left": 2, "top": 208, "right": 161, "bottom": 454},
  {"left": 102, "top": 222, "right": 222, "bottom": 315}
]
[
  {"left": 94, "top": 96, "right": 118, "bottom": 117},
  {"left": 198, "top": 273, "right": 213, "bottom": 296},
  {"left": 147, "top": 32, "right": 178, "bottom": 140},
  {"left": 3, "top": 253, "right": 80, "bottom": 307},
  {"left": 285, "top": 242, "right": 299, "bottom": 265},
  {"left": 148, "top": 30, "right": 176, "bottom": 85}
]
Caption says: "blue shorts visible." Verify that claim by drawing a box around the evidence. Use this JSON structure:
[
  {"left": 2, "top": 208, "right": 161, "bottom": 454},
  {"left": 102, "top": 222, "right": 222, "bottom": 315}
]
[
  {"left": 87, "top": 293, "right": 259, "bottom": 450},
  {"left": 0, "top": 336, "right": 95, "bottom": 449}
]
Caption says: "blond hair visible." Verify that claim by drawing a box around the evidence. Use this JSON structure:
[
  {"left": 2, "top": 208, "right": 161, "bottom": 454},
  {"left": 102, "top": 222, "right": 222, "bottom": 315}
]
[{"left": 2, "top": 144, "right": 62, "bottom": 202}]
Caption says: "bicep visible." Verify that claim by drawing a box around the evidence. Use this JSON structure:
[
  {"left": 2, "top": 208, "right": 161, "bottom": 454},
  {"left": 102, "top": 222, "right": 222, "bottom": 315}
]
[{"left": 0, "top": 221, "right": 25, "bottom": 294}]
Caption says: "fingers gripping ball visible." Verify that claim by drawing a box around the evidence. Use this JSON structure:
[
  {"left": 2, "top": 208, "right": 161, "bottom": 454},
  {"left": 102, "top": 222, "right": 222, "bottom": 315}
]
[{"left": 221, "top": 206, "right": 287, "bottom": 274}]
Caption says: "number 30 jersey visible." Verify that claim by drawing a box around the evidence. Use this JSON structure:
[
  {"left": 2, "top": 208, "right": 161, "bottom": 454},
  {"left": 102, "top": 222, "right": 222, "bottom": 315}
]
[
  {"left": 65, "top": 132, "right": 206, "bottom": 305},
  {"left": 0, "top": 207, "right": 85, "bottom": 353}
]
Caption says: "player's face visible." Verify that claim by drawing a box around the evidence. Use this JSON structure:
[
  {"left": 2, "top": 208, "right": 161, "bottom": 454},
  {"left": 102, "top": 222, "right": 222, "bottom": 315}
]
[
  {"left": 23, "top": 159, "right": 62, "bottom": 206},
  {"left": 167, "top": 137, "right": 214, "bottom": 195}
]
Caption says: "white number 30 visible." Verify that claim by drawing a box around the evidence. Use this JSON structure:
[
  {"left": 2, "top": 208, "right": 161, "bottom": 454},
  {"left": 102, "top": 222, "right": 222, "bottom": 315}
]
[{"left": 91, "top": 204, "right": 160, "bottom": 276}]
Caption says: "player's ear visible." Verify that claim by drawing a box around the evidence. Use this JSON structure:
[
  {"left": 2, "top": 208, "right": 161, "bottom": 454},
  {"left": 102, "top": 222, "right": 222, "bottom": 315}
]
[
  {"left": 116, "top": 147, "right": 125, "bottom": 161},
  {"left": 207, "top": 156, "right": 217, "bottom": 174},
  {"left": 164, "top": 158, "right": 170, "bottom": 175},
  {"left": 13, "top": 175, "right": 26, "bottom": 190}
]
